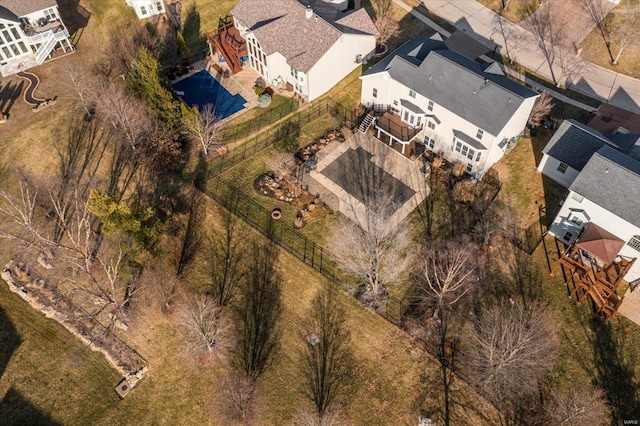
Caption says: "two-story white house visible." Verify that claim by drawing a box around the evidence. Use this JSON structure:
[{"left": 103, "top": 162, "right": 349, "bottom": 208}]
[
  {"left": 359, "top": 33, "right": 539, "bottom": 178},
  {"left": 547, "top": 146, "right": 640, "bottom": 284},
  {"left": 230, "top": 0, "right": 377, "bottom": 102},
  {"left": 0, "top": 0, "right": 73, "bottom": 77},
  {"left": 125, "top": 0, "right": 165, "bottom": 20}
]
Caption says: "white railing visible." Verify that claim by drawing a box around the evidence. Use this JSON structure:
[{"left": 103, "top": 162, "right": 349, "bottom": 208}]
[
  {"left": 35, "top": 36, "right": 57, "bottom": 64},
  {"left": 24, "top": 26, "right": 69, "bottom": 46}
]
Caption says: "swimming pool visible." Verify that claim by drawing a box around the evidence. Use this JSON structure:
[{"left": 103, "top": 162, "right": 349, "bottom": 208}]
[{"left": 172, "top": 70, "right": 246, "bottom": 119}]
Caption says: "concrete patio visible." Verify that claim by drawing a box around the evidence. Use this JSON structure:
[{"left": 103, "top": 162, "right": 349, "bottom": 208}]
[{"left": 306, "top": 132, "right": 430, "bottom": 229}]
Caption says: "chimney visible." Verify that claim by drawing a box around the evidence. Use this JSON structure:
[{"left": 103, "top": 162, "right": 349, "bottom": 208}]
[{"left": 305, "top": 5, "right": 313, "bottom": 19}]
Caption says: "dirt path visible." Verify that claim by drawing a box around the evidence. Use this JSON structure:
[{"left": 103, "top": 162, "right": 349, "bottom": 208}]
[{"left": 16, "top": 71, "right": 44, "bottom": 106}]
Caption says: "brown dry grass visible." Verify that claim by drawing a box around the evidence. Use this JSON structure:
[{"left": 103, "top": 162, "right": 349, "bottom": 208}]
[{"left": 579, "top": 13, "right": 640, "bottom": 79}]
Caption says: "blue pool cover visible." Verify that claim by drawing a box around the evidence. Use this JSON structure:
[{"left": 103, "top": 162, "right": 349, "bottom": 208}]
[{"left": 172, "top": 70, "right": 246, "bottom": 119}]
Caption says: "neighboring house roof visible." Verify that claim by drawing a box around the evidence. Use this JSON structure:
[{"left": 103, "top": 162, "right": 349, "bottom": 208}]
[
  {"left": 362, "top": 34, "right": 538, "bottom": 136},
  {"left": 588, "top": 103, "right": 640, "bottom": 135},
  {"left": 443, "top": 30, "right": 489, "bottom": 60},
  {"left": 232, "top": 0, "right": 375, "bottom": 72},
  {"left": 0, "top": 0, "right": 57, "bottom": 17},
  {"left": 542, "top": 119, "right": 640, "bottom": 171},
  {"left": 542, "top": 119, "right": 616, "bottom": 171},
  {"left": 570, "top": 145, "right": 640, "bottom": 228},
  {"left": 576, "top": 222, "right": 625, "bottom": 264}
]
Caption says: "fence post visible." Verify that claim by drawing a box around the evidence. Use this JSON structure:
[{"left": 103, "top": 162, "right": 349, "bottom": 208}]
[
  {"left": 319, "top": 247, "right": 323, "bottom": 273},
  {"left": 303, "top": 237, "right": 307, "bottom": 262}
]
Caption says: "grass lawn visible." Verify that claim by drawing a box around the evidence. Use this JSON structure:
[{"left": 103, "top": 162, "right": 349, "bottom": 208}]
[{"left": 579, "top": 11, "right": 640, "bottom": 80}]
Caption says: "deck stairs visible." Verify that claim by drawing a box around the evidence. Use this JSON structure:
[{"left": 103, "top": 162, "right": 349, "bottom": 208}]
[
  {"left": 35, "top": 35, "right": 57, "bottom": 64},
  {"left": 358, "top": 112, "right": 375, "bottom": 133}
]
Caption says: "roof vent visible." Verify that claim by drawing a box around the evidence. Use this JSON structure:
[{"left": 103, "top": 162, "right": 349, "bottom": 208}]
[{"left": 305, "top": 5, "right": 313, "bottom": 19}]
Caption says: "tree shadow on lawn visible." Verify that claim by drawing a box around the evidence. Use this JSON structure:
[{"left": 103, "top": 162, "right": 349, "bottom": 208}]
[
  {"left": 182, "top": 3, "right": 208, "bottom": 53},
  {"left": 0, "top": 306, "right": 21, "bottom": 379},
  {"left": 0, "top": 387, "right": 59, "bottom": 426},
  {"left": 582, "top": 317, "right": 640, "bottom": 423},
  {"left": 56, "top": 0, "right": 92, "bottom": 46},
  {"left": 0, "top": 80, "right": 24, "bottom": 117}
]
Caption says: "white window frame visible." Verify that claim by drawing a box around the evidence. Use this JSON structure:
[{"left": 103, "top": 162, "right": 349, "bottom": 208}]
[
  {"left": 427, "top": 100, "right": 434, "bottom": 111},
  {"left": 44, "top": 8, "right": 57, "bottom": 20},
  {"left": 372, "top": 88, "right": 377, "bottom": 98},
  {"left": 140, "top": 5, "right": 148, "bottom": 15},
  {"left": 557, "top": 162, "right": 568, "bottom": 174},
  {"left": 423, "top": 136, "right": 435, "bottom": 149},
  {"left": 628, "top": 236, "right": 640, "bottom": 251},
  {"left": 409, "top": 89, "right": 416, "bottom": 99},
  {"left": 476, "top": 129, "right": 484, "bottom": 140},
  {"left": 427, "top": 120, "right": 436, "bottom": 130}
]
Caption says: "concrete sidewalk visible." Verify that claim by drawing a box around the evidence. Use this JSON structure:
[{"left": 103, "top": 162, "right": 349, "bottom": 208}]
[{"left": 420, "top": 0, "right": 640, "bottom": 113}]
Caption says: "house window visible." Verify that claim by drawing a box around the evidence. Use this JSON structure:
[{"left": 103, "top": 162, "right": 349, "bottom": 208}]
[
  {"left": 475, "top": 151, "right": 482, "bottom": 162},
  {"left": 570, "top": 216, "right": 583, "bottom": 226},
  {"left": 563, "top": 231, "right": 573, "bottom": 242},
  {"left": 423, "top": 136, "right": 435, "bottom": 149},
  {"left": 428, "top": 100, "right": 434, "bottom": 111},
  {"left": 628, "top": 236, "right": 640, "bottom": 251},
  {"left": 466, "top": 147, "right": 475, "bottom": 161},
  {"left": 44, "top": 8, "right": 57, "bottom": 20},
  {"left": 466, "top": 164, "right": 473, "bottom": 173},
  {"left": 461, "top": 145, "right": 469, "bottom": 157},
  {"left": 291, "top": 67, "right": 298, "bottom": 79},
  {"left": 156, "top": 1, "right": 164, "bottom": 11},
  {"left": 372, "top": 88, "right": 377, "bottom": 98},
  {"left": 140, "top": 5, "right": 147, "bottom": 15},
  {"left": 557, "top": 162, "right": 568, "bottom": 174},
  {"left": 476, "top": 129, "right": 484, "bottom": 140},
  {"left": 393, "top": 100, "right": 398, "bottom": 106},
  {"left": 409, "top": 89, "right": 416, "bottom": 99},
  {"left": 455, "top": 141, "right": 462, "bottom": 152},
  {"left": 427, "top": 120, "right": 436, "bottom": 130}
]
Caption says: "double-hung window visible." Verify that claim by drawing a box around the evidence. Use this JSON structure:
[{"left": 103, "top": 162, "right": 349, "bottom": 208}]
[
  {"left": 557, "top": 162, "right": 568, "bottom": 174},
  {"left": 372, "top": 88, "right": 377, "bottom": 98},
  {"left": 476, "top": 129, "right": 484, "bottom": 140},
  {"left": 628, "top": 236, "right": 640, "bottom": 251},
  {"left": 140, "top": 5, "right": 147, "bottom": 15},
  {"left": 427, "top": 100, "right": 434, "bottom": 111},
  {"left": 409, "top": 89, "right": 416, "bottom": 99}
]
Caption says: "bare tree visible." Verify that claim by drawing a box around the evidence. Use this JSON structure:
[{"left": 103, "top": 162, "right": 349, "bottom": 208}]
[
  {"left": 611, "top": 1, "right": 640, "bottom": 65},
  {"left": 556, "top": 47, "right": 587, "bottom": 89},
  {"left": 181, "top": 103, "right": 222, "bottom": 156},
  {"left": 416, "top": 238, "right": 480, "bottom": 426},
  {"left": 527, "top": 91, "right": 554, "bottom": 127},
  {"left": 329, "top": 205, "right": 412, "bottom": 308},
  {"left": 235, "top": 240, "right": 283, "bottom": 381},
  {"left": 63, "top": 63, "right": 99, "bottom": 117},
  {"left": 500, "top": 0, "right": 513, "bottom": 10},
  {"left": 546, "top": 385, "right": 609, "bottom": 426},
  {"left": 372, "top": 0, "right": 400, "bottom": 48},
  {"left": 493, "top": 12, "right": 527, "bottom": 65},
  {"left": 293, "top": 408, "right": 342, "bottom": 426},
  {"left": 301, "top": 286, "right": 353, "bottom": 422},
  {"left": 466, "top": 301, "right": 559, "bottom": 419},
  {"left": 328, "top": 146, "right": 414, "bottom": 308},
  {"left": 145, "top": 257, "right": 180, "bottom": 313},
  {"left": 214, "top": 372, "right": 258, "bottom": 425},
  {"left": 206, "top": 209, "right": 247, "bottom": 307},
  {"left": 581, "top": 0, "right": 615, "bottom": 63},
  {"left": 97, "top": 83, "right": 152, "bottom": 151},
  {"left": 521, "top": 1, "right": 564, "bottom": 86},
  {"left": 178, "top": 293, "right": 230, "bottom": 361}
]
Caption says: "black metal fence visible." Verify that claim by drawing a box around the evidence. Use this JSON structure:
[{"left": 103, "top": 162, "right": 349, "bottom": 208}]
[
  {"left": 219, "top": 97, "right": 300, "bottom": 144},
  {"left": 210, "top": 98, "right": 338, "bottom": 177}
]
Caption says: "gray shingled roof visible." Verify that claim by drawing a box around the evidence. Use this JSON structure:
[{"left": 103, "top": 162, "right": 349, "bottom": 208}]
[
  {"left": 570, "top": 146, "right": 640, "bottom": 228},
  {"left": 362, "top": 34, "right": 538, "bottom": 135},
  {"left": 232, "top": 0, "right": 375, "bottom": 73},
  {"left": 541, "top": 119, "right": 640, "bottom": 172},
  {"left": 453, "top": 130, "right": 486, "bottom": 150},
  {"left": 542, "top": 119, "right": 616, "bottom": 171},
  {"left": 400, "top": 99, "right": 425, "bottom": 114},
  {"left": 0, "top": 0, "right": 57, "bottom": 17}
]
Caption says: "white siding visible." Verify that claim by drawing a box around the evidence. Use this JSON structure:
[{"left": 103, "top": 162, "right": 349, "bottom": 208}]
[
  {"left": 307, "top": 33, "right": 375, "bottom": 101},
  {"left": 549, "top": 191, "right": 640, "bottom": 282},
  {"left": 537, "top": 153, "right": 580, "bottom": 188},
  {"left": 125, "top": 0, "right": 164, "bottom": 20},
  {"left": 495, "top": 95, "right": 537, "bottom": 143},
  {"left": 361, "top": 72, "right": 500, "bottom": 177}
]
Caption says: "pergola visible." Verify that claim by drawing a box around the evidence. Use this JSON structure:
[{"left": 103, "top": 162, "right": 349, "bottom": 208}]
[{"left": 551, "top": 223, "right": 636, "bottom": 320}]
